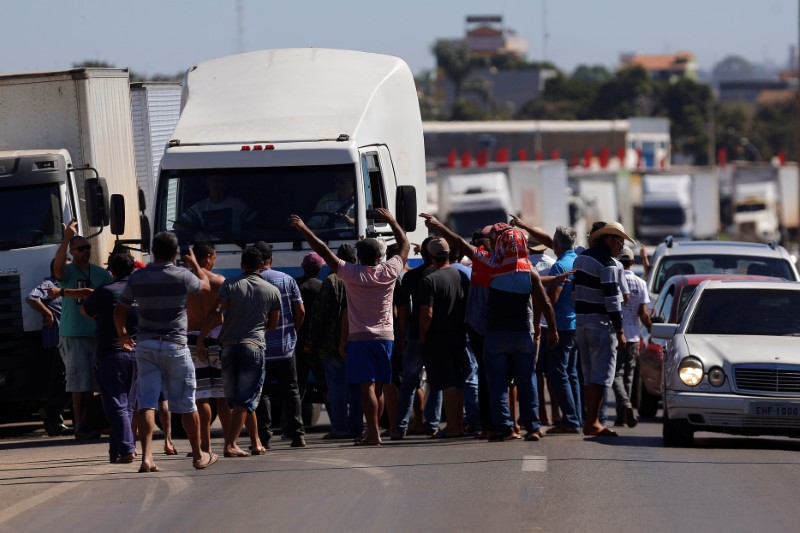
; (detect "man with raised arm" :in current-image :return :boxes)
[289,208,409,446]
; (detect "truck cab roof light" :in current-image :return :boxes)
[253,145,263,150]
[241,145,251,151]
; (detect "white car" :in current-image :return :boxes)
[645,238,799,305]
[653,279,800,447]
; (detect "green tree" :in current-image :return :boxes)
[590,66,654,119]
[750,99,796,161]
[655,77,714,164]
[432,41,475,104]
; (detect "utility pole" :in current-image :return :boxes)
[542,0,549,63]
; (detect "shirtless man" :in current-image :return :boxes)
[187,242,229,454]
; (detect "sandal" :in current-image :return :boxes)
[249,446,267,455]
[583,427,619,437]
[193,452,219,470]
[524,430,545,441]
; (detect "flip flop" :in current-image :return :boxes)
[353,439,381,446]
[249,446,267,455]
[138,464,161,473]
[164,447,178,456]
[584,427,619,437]
[224,449,250,458]
[193,452,219,470]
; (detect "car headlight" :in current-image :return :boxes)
[678,357,704,386]
[708,366,726,387]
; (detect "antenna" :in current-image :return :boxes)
[542,0,549,62]
[235,0,244,53]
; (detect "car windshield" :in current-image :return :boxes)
[653,255,795,293]
[155,165,358,245]
[0,183,62,251]
[687,288,800,335]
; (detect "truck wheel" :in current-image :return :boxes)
[662,410,694,447]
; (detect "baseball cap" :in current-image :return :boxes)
[427,237,450,259]
[619,245,635,261]
[301,252,324,270]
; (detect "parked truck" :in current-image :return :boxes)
[434,160,570,240]
[731,164,782,243]
[0,68,142,413]
[636,170,719,245]
[152,48,425,277]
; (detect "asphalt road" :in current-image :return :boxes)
[2,410,799,533]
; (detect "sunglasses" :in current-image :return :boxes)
[72,245,92,252]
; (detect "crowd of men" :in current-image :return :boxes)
[27,208,651,473]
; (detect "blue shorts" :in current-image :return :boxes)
[221,342,265,412]
[136,339,197,414]
[345,340,393,385]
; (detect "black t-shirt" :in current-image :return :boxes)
[401,262,432,341]
[486,286,533,333]
[296,277,322,352]
[82,277,139,354]
[417,266,469,344]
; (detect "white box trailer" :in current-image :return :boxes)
[508,160,570,233]
[130,82,182,209]
[155,49,426,275]
[0,68,140,409]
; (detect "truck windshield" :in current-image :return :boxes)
[735,203,768,213]
[640,207,686,226]
[0,183,62,251]
[446,209,508,239]
[155,165,358,245]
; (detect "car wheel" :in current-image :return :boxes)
[637,376,659,418]
[662,410,694,447]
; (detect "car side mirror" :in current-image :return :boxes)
[652,323,679,340]
[395,185,417,232]
[84,177,110,227]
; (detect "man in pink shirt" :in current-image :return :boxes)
[289,208,409,446]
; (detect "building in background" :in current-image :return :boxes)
[620,52,698,81]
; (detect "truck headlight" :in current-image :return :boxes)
[678,357,704,386]
[708,366,726,387]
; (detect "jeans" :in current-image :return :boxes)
[221,343,265,412]
[466,325,492,431]
[546,330,582,429]
[257,355,305,441]
[95,350,137,458]
[396,339,442,433]
[483,330,541,433]
[463,343,481,430]
[322,357,363,437]
[612,341,639,419]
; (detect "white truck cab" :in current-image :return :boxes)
[154,49,426,276]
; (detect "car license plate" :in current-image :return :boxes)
[750,402,800,417]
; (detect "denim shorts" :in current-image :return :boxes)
[221,342,265,412]
[59,336,98,392]
[136,339,197,414]
[345,340,393,385]
[577,324,618,387]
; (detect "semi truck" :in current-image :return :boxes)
[731,164,783,243]
[0,68,142,414]
[636,170,719,245]
[152,48,426,277]
[434,160,570,240]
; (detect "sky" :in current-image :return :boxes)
[2,0,798,78]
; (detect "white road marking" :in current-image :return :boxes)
[521,455,548,472]
[0,482,74,525]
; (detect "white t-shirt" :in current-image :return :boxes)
[621,269,650,341]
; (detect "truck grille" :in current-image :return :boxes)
[734,366,800,394]
[0,273,24,347]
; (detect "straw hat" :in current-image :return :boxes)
[588,221,634,246]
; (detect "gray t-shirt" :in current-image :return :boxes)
[217,272,281,349]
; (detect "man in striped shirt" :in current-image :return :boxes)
[115,231,215,472]
[573,221,633,437]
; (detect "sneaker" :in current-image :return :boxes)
[290,435,307,448]
[625,406,638,428]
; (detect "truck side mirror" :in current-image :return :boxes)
[140,214,151,254]
[84,177,110,227]
[138,188,147,212]
[109,194,126,235]
[395,185,417,232]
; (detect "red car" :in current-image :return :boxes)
[636,273,777,418]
